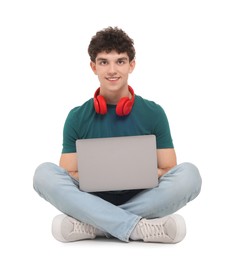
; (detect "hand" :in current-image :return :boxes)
[68,171,79,181]
[157,168,167,178]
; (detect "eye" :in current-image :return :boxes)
[99,60,108,65]
[117,59,126,65]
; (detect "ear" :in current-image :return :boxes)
[129,59,136,73]
[90,61,97,75]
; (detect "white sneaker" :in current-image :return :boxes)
[130,214,186,243]
[52,214,98,242]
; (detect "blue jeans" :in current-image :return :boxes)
[33,162,202,242]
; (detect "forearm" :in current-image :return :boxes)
[156,148,177,178]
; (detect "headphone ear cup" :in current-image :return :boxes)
[94,97,100,114]
[96,95,107,115]
[116,97,132,116]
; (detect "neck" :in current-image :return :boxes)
[100,86,131,105]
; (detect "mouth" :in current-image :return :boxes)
[106,77,120,82]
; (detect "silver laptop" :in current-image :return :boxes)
[76,135,158,192]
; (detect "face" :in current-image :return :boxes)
[90,50,135,95]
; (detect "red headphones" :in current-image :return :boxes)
[94,86,135,116]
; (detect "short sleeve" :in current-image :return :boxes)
[153,105,174,149]
[61,108,79,153]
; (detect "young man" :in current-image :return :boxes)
[33,27,202,243]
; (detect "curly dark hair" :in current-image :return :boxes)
[88,26,136,62]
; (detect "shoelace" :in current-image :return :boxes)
[140,221,167,239]
[72,220,95,235]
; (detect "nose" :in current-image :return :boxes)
[107,63,117,75]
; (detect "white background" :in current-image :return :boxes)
[0,0,235,259]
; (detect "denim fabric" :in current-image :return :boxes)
[33,162,202,242]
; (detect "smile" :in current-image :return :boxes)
[106,77,120,81]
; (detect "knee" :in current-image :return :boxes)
[33,162,59,193]
[178,162,202,198]
[180,162,202,183]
